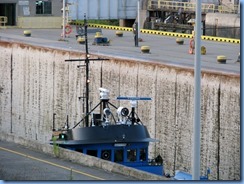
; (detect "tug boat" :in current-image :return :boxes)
[50,14,163,176]
[50,88,163,176]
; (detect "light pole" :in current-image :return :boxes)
[62,0,66,40]
[137,0,140,40]
[192,0,202,180]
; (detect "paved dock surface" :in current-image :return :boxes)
[0,27,240,74]
[0,140,136,180]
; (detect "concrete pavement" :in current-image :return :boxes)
[0,26,240,74]
[0,132,168,181]
[0,140,136,180]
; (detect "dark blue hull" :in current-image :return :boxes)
[56,141,163,176]
[51,124,163,176]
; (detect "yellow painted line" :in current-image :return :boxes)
[140,29,240,43]
[0,146,105,180]
[87,23,133,32]
[70,22,240,44]
[201,35,240,44]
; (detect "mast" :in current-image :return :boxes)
[65,14,109,127]
[84,14,90,127]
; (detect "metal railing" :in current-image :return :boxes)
[148,0,238,14]
[0,16,8,28]
[218,4,239,13]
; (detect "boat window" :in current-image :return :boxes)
[140,148,146,161]
[114,150,123,162]
[127,149,136,162]
[87,150,97,157]
[101,150,111,160]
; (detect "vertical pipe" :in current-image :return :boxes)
[238,0,240,16]
[76,0,79,20]
[62,0,65,39]
[217,85,221,180]
[86,0,89,19]
[84,14,89,127]
[202,20,205,35]
[97,0,100,19]
[192,0,201,180]
[117,0,119,19]
[52,113,56,131]
[108,0,110,19]
[137,0,140,39]
[10,52,13,133]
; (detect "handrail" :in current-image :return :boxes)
[218,4,239,13]
[148,0,238,14]
[0,16,8,28]
[149,1,215,13]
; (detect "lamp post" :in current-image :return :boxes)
[62,0,65,40]
[192,0,202,180]
[137,0,140,40]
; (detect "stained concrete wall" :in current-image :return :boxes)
[0,41,240,180]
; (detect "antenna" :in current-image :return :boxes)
[117,97,151,101]
[117,96,151,124]
[65,14,109,127]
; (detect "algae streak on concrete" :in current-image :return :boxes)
[0,41,240,180]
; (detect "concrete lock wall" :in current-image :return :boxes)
[0,41,240,180]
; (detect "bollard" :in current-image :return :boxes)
[201,46,206,55]
[24,30,31,37]
[141,46,150,54]
[115,31,123,37]
[217,55,226,64]
[95,32,102,38]
[77,36,85,44]
[176,38,184,45]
